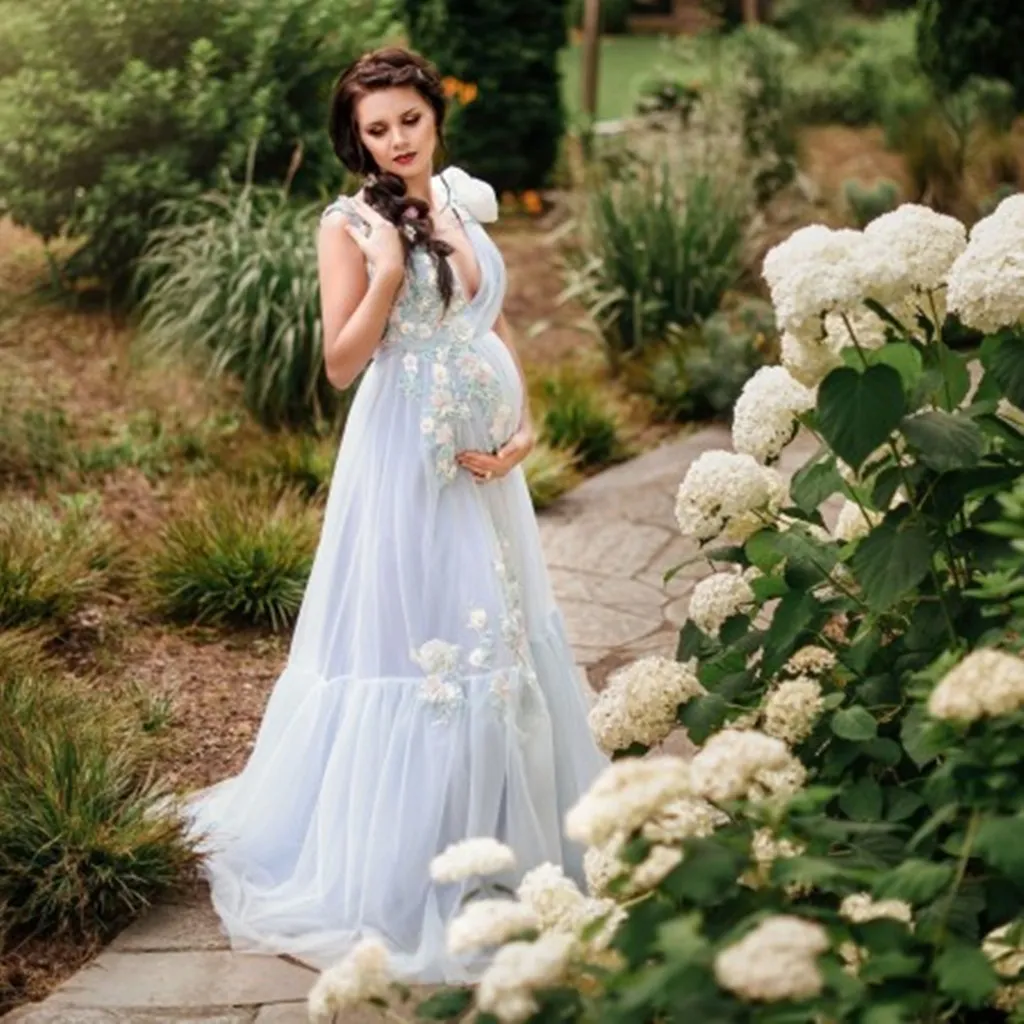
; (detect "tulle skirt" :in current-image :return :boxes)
[188,328,608,981]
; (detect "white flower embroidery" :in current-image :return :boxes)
[434,423,454,446]
[420,416,436,435]
[402,353,418,373]
[412,639,460,675]
[432,363,449,385]
[469,647,490,669]
[469,608,489,631]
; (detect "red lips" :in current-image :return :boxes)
[394,153,416,166]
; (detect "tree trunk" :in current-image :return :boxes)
[742,0,759,23]
[581,0,601,122]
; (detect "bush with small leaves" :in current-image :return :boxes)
[540,373,621,470]
[844,177,901,228]
[523,442,580,510]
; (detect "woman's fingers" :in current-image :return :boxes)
[344,225,370,252]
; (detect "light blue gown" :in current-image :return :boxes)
[188,178,608,982]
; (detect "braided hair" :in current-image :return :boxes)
[328,47,456,308]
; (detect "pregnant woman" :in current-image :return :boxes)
[189,46,607,983]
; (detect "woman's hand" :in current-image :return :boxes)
[456,424,536,483]
[344,198,405,278]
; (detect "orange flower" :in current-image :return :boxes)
[441,76,461,99]
[521,190,543,215]
[441,77,479,105]
[459,82,479,105]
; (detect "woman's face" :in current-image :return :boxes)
[356,86,437,181]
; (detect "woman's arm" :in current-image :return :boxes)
[317,205,405,391]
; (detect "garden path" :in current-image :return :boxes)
[3,423,816,1024]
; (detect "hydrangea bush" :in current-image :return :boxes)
[307,196,1024,1023]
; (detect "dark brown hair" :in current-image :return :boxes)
[329,47,455,307]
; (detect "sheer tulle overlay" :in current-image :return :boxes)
[188,178,608,981]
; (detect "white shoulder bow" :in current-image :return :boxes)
[432,165,499,223]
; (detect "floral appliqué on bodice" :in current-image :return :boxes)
[323,197,516,483]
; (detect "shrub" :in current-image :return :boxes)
[918,0,1024,108]
[523,442,580,510]
[843,177,901,227]
[325,199,1024,1024]
[135,187,348,431]
[0,387,74,485]
[146,480,318,631]
[643,304,768,421]
[0,633,196,939]
[0,0,395,290]
[404,0,567,191]
[770,0,850,52]
[250,431,338,500]
[540,372,621,469]
[567,168,744,366]
[0,495,119,629]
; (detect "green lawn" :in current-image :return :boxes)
[560,34,676,123]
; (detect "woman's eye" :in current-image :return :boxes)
[403,114,421,126]
[367,128,386,138]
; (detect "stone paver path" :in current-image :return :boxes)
[4,425,816,1024]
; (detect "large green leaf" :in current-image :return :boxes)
[839,777,883,820]
[678,693,728,744]
[870,342,924,392]
[416,989,475,1019]
[934,946,1000,1008]
[982,331,1024,408]
[817,365,906,471]
[974,816,1024,886]
[790,458,844,515]
[850,509,932,611]
[831,705,878,741]
[875,860,954,903]
[900,410,985,472]
[762,590,823,676]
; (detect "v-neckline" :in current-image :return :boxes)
[439,204,482,305]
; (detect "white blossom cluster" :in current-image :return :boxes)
[864,204,966,296]
[430,837,517,883]
[675,451,787,542]
[840,892,913,926]
[566,756,693,848]
[744,827,806,890]
[688,569,758,637]
[984,923,1024,1012]
[834,500,882,543]
[308,939,392,1022]
[714,915,829,1002]
[731,365,816,463]
[948,194,1024,334]
[783,645,837,678]
[762,675,824,746]
[690,729,806,804]
[780,327,845,389]
[642,794,730,845]
[928,649,1024,722]
[477,933,576,1024]
[588,656,704,755]
[447,899,539,956]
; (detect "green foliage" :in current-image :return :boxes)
[0,386,74,485]
[567,168,743,365]
[844,178,900,228]
[136,187,348,431]
[523,441,580,510]
[146,481,318,631]
[643,302,770,422]
[918,0,1024,107]
[249,431,338,501]
[404,0,568,191]
[0,633,197,938]
[540,372,621,469]
[0,0,394,290]
[770,0,851,52]
[0,495,120,629]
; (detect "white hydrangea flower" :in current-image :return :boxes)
[631,844,684,891]
[948,195,1024,333]
[688,568,758,637]
[641,795,729,845]
[583,840,625,898]
[566,756,692,848]
[864,204,967,295]
[675,451,787,542]
[781,328,845,389]
[834,500,881,542]
[732,366,816,463]
[447,899,539,956]
[430,838,517,883]
[762,675,824,746]
[840,892,913,925]
[516,864,586,933]
[714,915,829,1002]
[690,729,806,804]
[984,923,1024,1012]
[928,649,1024,722]
[823,303,892,353]
[307,939,392,1022]
[588,656,704,754]
[744,827,806,890]
[476,933,576,1024]
[783,645,837,677]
